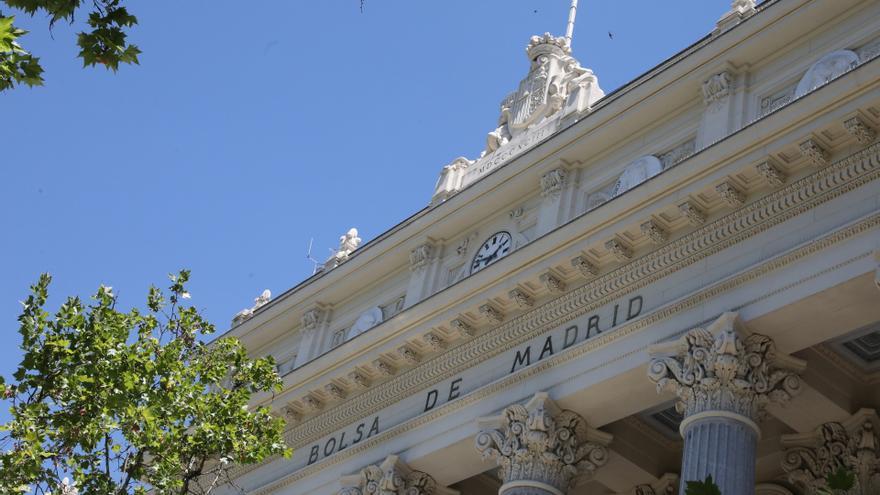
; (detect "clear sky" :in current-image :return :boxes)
[1,0,735,376]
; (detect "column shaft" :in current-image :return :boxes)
[680,417,757,495]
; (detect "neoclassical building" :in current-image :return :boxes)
[224,0,880,494]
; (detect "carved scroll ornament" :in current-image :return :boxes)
[648,312,804,421]
[781,409,880,495]
[475,392,611,494]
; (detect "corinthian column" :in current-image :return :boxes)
[648,313,805,495]
[781,408,880,495]
[338,454,458,495]
[475,392,612,495]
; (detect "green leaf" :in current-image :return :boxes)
[685,476,722,495]
[826,466,855,492]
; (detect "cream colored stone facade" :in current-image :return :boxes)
[223,1,880,493]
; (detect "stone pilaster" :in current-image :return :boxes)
[648,313,805,495]
[781,408,880,495]
[294,304,331,368]
[404,240,441,309]
[475,392,612,495]
[536,167,577,236]
[338,454,458,495]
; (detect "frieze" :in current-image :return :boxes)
[251,215,880,494]
[243,143,880,488]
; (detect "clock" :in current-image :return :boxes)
[470,231,512,273]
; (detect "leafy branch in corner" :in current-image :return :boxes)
[1,0,141,90]
[0,270,291,495]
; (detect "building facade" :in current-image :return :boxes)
[224,1,880,494]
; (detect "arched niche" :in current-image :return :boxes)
[613,155,663,197]
[795,49,859,98]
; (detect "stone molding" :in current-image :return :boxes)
[715,181,745,208]
[338,454,458,495]
[273,142,880,462]
[605,238,633,262]
[781,409,880,495]
[648,312,805,422]
[678,201,707,226]
[571,255,599,278]
[508,288,535,309]
[540,272,566,294]
[799,138,829,167]
[251,217,879,494]
[475,393,611,494]
[641,220,669,245]
[479,303,504,324]
[756,160,787,187]
[844,116,877,146]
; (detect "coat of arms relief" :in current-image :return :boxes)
[432,33,604,205]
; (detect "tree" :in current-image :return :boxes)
[0,270,290,495]
[0,0,141,91]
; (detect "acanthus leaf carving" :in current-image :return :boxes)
[641,220,669,245]
[678,200,707,226]
[756,160,787,187]
[338,455,456,495]
[647,312,804,422]
[781,409,880,495]
[799,138,830,167]
[716,181,746,208]
[475,392,612,494]
[571,255,599,278]
[479,303,504,325]
[409,242,435,271]
[508,288,534,309]
[844,117,877,146]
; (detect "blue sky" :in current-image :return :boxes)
[1,0,733,375]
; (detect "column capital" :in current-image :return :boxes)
[781,408,880,495]
[338,454,458,495]
[648,312,805,425]
[475,392,612,495]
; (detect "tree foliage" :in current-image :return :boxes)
[0,271,290,495]
[0,0,140,90]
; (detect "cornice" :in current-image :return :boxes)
[223,0,860,347]
[249,214,880,495]
[255,142,880,466]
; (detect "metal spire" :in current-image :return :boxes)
[564,0,579,48]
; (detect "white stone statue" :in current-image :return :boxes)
[324,228,362,269]
[613,155,664,197]
[232,289,272,324]
[795,49,859,98]
[347,306,383,340]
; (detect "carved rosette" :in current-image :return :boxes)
[648,313,805,423]
[781,409,880,495]
[338,454,456,495]
[475,393,612,495]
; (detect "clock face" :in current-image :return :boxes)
[471,231,512,274]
